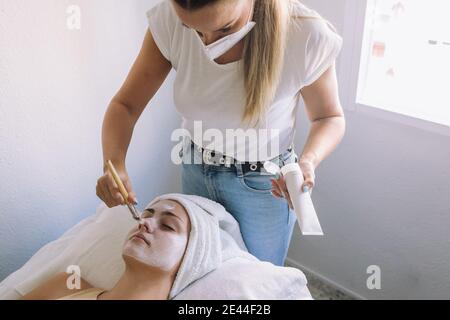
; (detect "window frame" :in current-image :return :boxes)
[338,0,450,137]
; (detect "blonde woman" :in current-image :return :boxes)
[97,0,345,266]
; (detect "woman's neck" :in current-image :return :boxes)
[98,265,174,300]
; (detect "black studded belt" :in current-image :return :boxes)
[190,140,292,173]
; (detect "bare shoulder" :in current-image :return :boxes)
[20,272,93,300]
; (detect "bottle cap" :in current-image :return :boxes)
[280,163,301,176]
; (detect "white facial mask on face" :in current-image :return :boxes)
[195,0,255,61]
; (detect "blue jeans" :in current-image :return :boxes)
[180,139,298,266]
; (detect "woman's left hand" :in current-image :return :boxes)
[270,158,316,210]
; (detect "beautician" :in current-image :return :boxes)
[96,0,346,266]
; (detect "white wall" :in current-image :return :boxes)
[0,0,181,281]
[288,0,450,299]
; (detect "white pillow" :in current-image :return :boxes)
[0,203,312,300]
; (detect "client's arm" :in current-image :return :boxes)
[20,272,93,300]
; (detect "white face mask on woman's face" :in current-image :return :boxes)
[122,201,190,272]
[195,0,256,61]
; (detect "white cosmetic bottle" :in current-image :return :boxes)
[280,163,324,236]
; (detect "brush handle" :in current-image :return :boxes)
[106,160,130,204]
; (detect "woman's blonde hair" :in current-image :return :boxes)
[241,0,291,128]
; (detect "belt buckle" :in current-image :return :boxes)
[193,140,235,168]
[204,149,225,166]
[203,149,214,165]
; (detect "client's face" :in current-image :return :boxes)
[122,199,191,273]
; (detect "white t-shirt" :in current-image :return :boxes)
[146,0,343,162]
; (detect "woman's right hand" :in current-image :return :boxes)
[96,164,137,208]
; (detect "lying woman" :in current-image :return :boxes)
[21,194,222,300]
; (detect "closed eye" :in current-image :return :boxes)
[143,208,184,232]
[163,224,175,232]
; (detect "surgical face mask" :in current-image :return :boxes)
[195,1,256,61]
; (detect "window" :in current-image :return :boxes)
[356,0,450,127]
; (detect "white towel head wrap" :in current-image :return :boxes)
[146,193,223,299]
